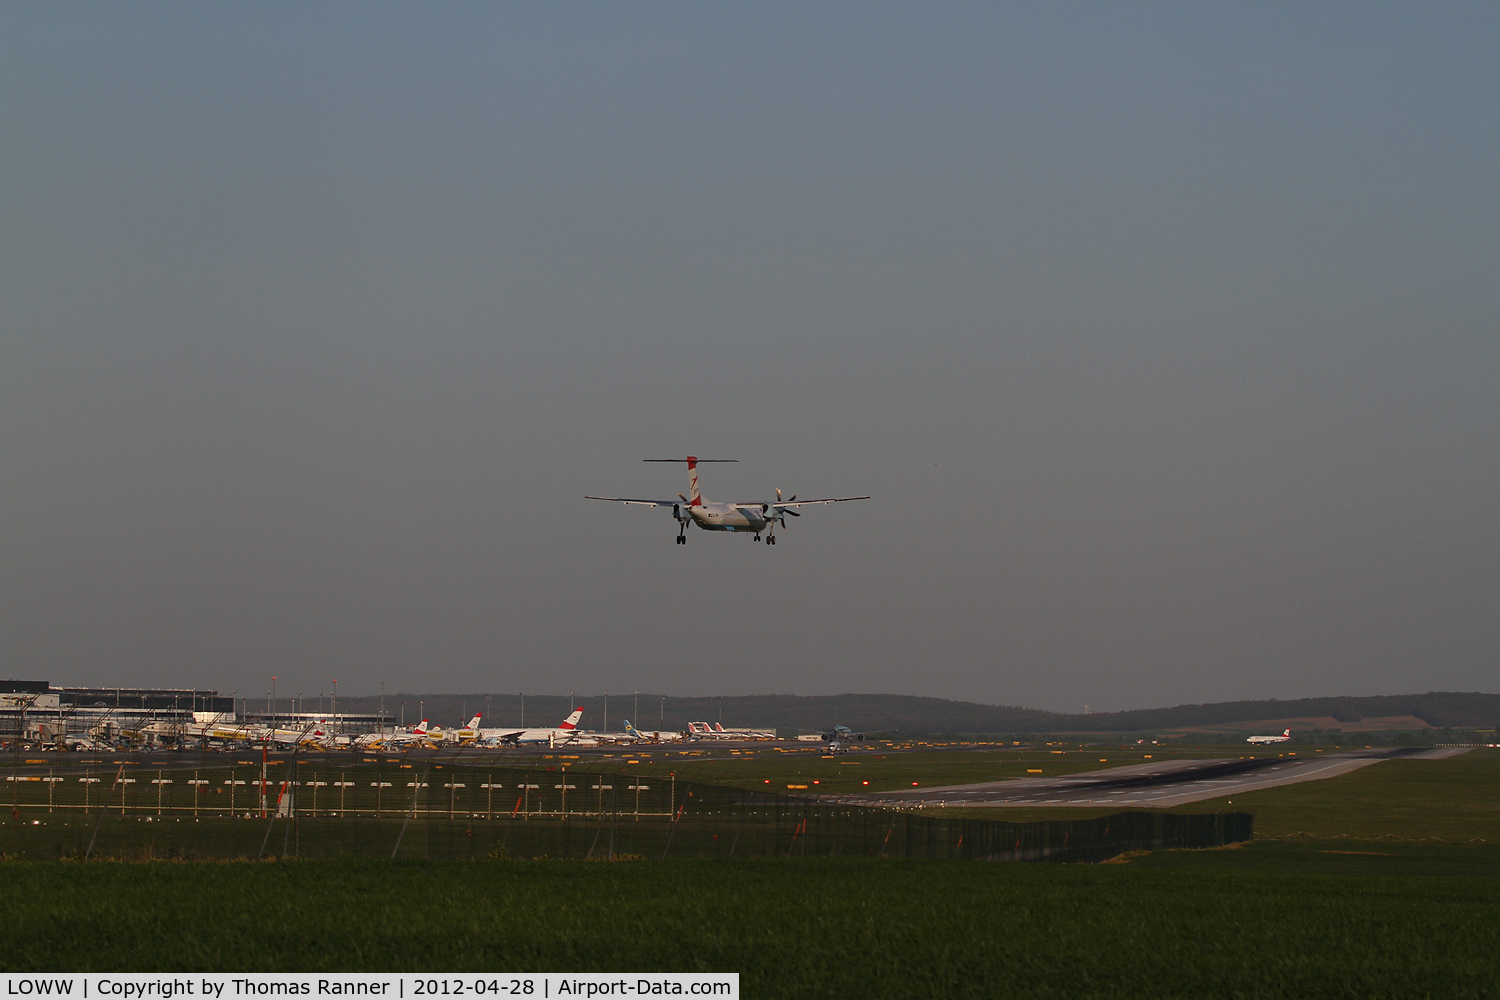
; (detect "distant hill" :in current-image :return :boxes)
[315,690,1499,735]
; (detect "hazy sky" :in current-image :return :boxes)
[3,3,1496,712]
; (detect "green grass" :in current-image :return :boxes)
[1165,748,1500,843]
[620,743,1238,793]
[0,844,1496,998]
[926,749,1500,842]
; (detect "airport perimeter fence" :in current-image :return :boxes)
[0,755,1252,862]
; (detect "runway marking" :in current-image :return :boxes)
[846,748,1471,809]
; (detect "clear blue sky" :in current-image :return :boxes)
[3,3,1496,711]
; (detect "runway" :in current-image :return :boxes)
[840,747,1470,809]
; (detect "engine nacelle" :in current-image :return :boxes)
[672,503,690,521]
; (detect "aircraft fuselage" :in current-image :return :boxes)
[684,501,770,532]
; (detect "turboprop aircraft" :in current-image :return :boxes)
[586,457,869,544]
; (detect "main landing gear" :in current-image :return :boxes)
[676,523,688,545]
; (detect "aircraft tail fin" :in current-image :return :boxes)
[643,457,736,507]
[1283,728,1291,737]
[560,708,583,731]
[466,714,482,730]
[413,719,429,734]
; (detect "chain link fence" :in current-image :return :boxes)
[1,755,1252,861]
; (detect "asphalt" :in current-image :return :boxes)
[838,746,1471,809]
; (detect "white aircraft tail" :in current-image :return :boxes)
[412,719,429,734]
[559,708,583,731]
[465,714,482,730]
[1282,728,1291,737]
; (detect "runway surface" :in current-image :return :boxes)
[839,747,1470,808]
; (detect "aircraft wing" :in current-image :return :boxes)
[771,496,871,509]
[584,496,681,507]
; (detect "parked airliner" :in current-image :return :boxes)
[478,709,591,746]
[586,457,869,544]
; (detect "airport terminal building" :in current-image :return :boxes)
[0,680,390,745]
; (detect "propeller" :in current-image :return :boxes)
[768,489,801,529]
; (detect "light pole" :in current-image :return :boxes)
[604,693,608,733]
[271,676,277,727]
[331,679,338,732]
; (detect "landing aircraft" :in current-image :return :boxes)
[586,457,869,544]
[1246,728,1292,745]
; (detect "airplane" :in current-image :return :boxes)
[709,721,775,739]
[1246,728,1292,745]
[365,719,435,748]
[478,708,593,747]
[440,714,485,743]
[621,720,683,743]
[586,457,870,544]
[686,722,732,740]
[812,725,894,743]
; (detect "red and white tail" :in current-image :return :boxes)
[413,719,429,734]
[644,456,735,507]
[715,723,727,733]
[687,456,702,506]
[465,714,482,730]
[1282,728,1291,737]
[559,708,583,731]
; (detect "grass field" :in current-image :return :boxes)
[1171,748,1500,842]
[642,745,1500,844]
[0,843,1496,998]
[619,743,1237,793]
[3,745,1493,996]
